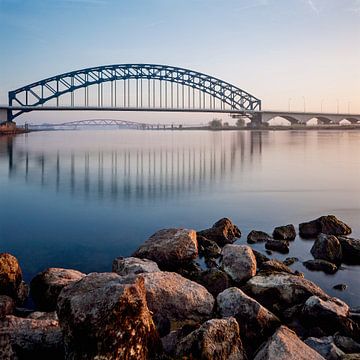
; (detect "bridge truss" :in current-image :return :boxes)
[8,64,261,120]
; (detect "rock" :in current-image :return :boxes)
[302,296,359,339]
[112,256,160,276]
[247,230,272,244]
[0,315,64,359]
[338,237,360,264]
[133,228,198,270]
[197,235,222,258]
[334,284,348,291]
[217,287,280,351]
[304,336,344,360]
[175,317,246,360]
[27,311,58,321]
[244,272,329,313]
[334,334,360,353]
[341,355,360,360]
[266,249,273,255]
[0,253,26,304]
[254,325,325,360]
[30,268,85,311]
[197,218,241,246]
[303,259,338,274]
[57,272,161,360]
[260,259,296,275]
[311,234,343,264]
[284,257,299,266]
[265,239,290,254]
[221,244,257,283]
[0,295,14,319]
[299,215,352,239]
[196,268,231,297]
[273,224,296,241]
[252,250,270,267]
[141,271,215,336]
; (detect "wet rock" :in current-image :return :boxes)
[27,311,58,321]
[283,257,299,266]
[299,215,352,239]
[252,250,270,267]
[0,295,14,319]
[302,296,359,339]
[196,268,231,297]
[334,334,360,353]
[260,259,296,275]
[265,239,290,254]
[141,271,214,336]
[57,272,161,360]
[254,325,325,360]
[221,244,256,283]
[197,235,222,258]
[30,268,85,311]
[0,315,64,360]
[303,259,338,274]
[133,228,198,270]
[247,230,272,244]
[217,287,280,351]
[311,234,343,264]
[0,253,27,304]
[338,237,360,264]
[243,272,329,313]
[175,317,246,360]
[112,256,160,276]
[341,355,360,360]
[273,224,296,241]
[304,336,344,360]
[334,284,348,291]
[265,249,273,255]
[197,217,241,246]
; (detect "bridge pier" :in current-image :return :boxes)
[0,109,10,124]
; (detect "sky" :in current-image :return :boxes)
[0,0,359,124]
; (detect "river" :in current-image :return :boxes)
[0,129,359,306]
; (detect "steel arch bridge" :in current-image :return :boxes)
[8,63,261,121]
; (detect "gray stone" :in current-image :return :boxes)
[112,256,160,276]
[175,317,246,360]
[221,244,257,283]
[273,224,296,240]
[133,228,198,270]
[0,295,14,319]
[303,259,338,274]
[260,259,296,275]
[247,230,272,244]
[311,234,342,264]
[338,237,360,264]
[197,235,222,258]
[334,334,360,353]
[254,326,325,360]
[265,239,290,254]
[305,336,344,360]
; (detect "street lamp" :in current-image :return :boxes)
[288,98,292,111]
[302,96,306,112]
[321,99,324,112]
[336,99,339,114]
[348,101,351,114]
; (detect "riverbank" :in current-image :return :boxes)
[1,215,360,359]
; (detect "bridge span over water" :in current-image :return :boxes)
[1,63,359,125]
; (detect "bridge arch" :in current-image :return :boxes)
[8,64,261,120]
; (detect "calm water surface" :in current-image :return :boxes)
[0,129,359,306]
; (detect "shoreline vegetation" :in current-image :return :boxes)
[1,215,360,359]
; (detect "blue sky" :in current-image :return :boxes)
[0,0,359,123]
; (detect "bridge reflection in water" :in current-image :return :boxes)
[1,131,264,201]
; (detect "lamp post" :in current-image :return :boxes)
[348,101,351,114]
[321,99,324,112]
[302,96,306,112]
[288,98,292,111]
[336,99,339,114]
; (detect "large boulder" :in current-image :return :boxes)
[303,259,338,274]
[265,239,290,254]
[197,235,222,258]
[304,336,344,360]
[57,272,161,360]
[30,268,85,311]
[311,234,343,264]
[174,317,246,360]
[252,250,270,267]
[338,237,360,264]
[247,230,272,244]
[0,253,28,304]
[217,287,280,352]
[0,315,64,360]
[140,271,214,336]
[302,296,359,339]
[254,326,325,360]
[112,256,160,276]
[197,218,241,246]
[334,334,360,353]
[243,272,329,313]
[299,215,352,239]
[195,268,231,297]
[260,259,297,275]
[221,244,256,283]
[273,224,296,241]
[0,295,14,319]
[133,228,198,270]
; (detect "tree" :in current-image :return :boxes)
[209,118,222,129]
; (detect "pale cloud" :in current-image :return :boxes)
[348,0,360,13]
[305,0,319,13]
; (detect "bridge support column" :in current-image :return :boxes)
[0,109,10,124]
[249,113,262,127]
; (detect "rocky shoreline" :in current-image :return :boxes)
[1,215,360,359]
